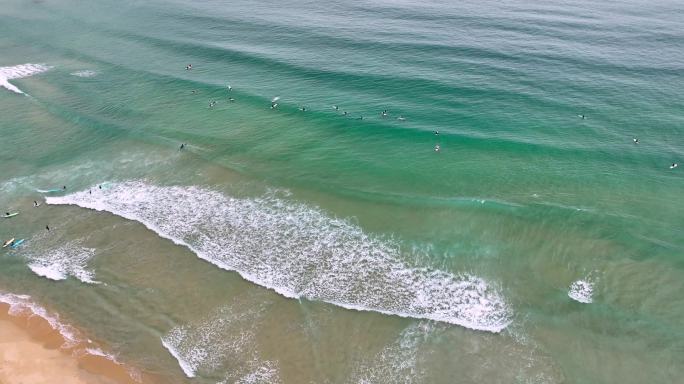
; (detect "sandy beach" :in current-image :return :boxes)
[0,301,151,384]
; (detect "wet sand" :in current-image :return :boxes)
[0,302,155,384]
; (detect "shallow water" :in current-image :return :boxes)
[1,0,683,382]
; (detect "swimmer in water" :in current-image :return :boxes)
[671,163,679,169]
[180,143,185,150]
[343,111,348,116]
[434,130,439,135]
[186,64,192,70]
[578,114,586,119]
[45,225,50,231]
[271,103,278,109]
[434,144,440,152]
[228,97,235,102]
[227,85,232,91]
[299,106,306,112]
[381,110,388,117]
[633,138,639,144]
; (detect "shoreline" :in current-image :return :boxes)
[0,294,158,384]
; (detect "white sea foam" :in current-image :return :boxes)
[26,241,100,284]
[568,280,593,303]
[0,63,51,94]
[351,322,432,384]
[0,292,80,347]
[47,181,512,332]
[161,302,277,380]
[70,70,97,78]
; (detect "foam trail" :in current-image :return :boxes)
[160,302,278,380]
[0,292,80,347]
[568,280,593,303]
[351,322,433,384]
[48,181,512,332]
[26,241,100,284]
[0,63,51,94]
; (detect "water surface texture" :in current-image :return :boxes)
[1,0,683,383]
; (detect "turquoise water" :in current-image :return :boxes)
[1,0,683,382]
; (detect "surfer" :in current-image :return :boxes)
[227,85,232,91]
[434,130,439,135]
[63,186,66,190]
[33,200,38,207]
[381,110,388,117]
[633,138,639,144]
[434,144,441,152]
[333,105,339,111]
[45,225,50,231]
[99,185,102,189]
[191,90,197,94]
[397,115,406,121]
[4,213,9,217]
[186,64,192,70]
[578,114,586,119]
[300,106,306,112]
[228,97,235,102]
[671,163,678,169]
[180,143,185,150]
[343,111,348,116]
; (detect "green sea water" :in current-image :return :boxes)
[1,0,683,382]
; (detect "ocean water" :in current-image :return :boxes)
[1,0,683,382]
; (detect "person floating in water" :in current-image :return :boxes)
[299,106,306,112]
[633,138,639,144]
[343,111,348,116]
[186,64,192,70]
[434,130,440,135]
[671,163,679,169]
[381,110,388,117]
[180,143,185,150]
[191,90,197,94]
[434,144,441,152]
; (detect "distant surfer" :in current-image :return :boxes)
[333,105,339,111]
[397,115,406,121]
[381,110,388,117]
[343,111,348,116]
[33,200,39,207]
[633,138,639,144]
[63,186,66,190]
[45,225,50,231]
[299,106,306,112]
[89,190,92,194]
[578,114,586,119]
[271,103,278,109]
[191,90,197,94]
[671,163,678,169]
[434,144,441,152]
[98,185,102,189]
[180,143,185,150]
[434,130,439,135]
[227,84,232,91]
[186,64,192,70]
[228,97,235,102]
[209,101,216,108]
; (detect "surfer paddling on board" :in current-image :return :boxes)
[671,163,678,169]
[180,143,185,150]
[633,138,639,144]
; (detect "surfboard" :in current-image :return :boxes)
[3,212,18,218]
[10,239,25,249]
[2,238,15,248]
[37,188,63,193]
